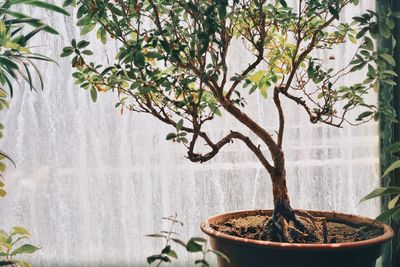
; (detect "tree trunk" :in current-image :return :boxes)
[270,150,292,216]
[271,168,295,221]
[262,155,323,243]
[272,173,291,210]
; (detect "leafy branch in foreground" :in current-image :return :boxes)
[0,1,67,266]
[359,6,399,253]
[361,142,400,251]
[0,0,69,196]
[146,214,229,267]
[63,0,397,243]
[0,226,41,267]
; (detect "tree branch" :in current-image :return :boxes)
[274,87,285,148]
[220,99,281,163]
[187,130,274,174]
[225,3,267,99]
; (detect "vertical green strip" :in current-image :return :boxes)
[378,0,399,266]
[392,0,400,265]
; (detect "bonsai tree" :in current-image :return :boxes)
[62,0,397,243]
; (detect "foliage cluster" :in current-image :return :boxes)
[61,0,395,176]
[0,0,68,196]
[146,215,229,267]
[0,227,40,267]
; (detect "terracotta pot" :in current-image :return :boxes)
[201,210,393,267]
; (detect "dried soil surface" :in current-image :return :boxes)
[212,214,383,243]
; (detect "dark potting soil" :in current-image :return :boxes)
[212,214,384,243]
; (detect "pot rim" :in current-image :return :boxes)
[200,209,394,251]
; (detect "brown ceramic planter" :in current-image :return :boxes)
[201,210,394,267]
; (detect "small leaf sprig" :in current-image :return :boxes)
[0,226,40,267]
[146,214,229,267]
[165,119,188,144]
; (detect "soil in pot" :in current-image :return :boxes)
[202,210,393,267]
[212,212,383,243]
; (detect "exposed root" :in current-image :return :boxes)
[295,210,329,243]
[260,204,328,243]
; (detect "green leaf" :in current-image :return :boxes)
[376,205,400,223]
[380,54,396,67]
[146,254,170,264]
[167,249,178,259]
[160,40,170,54]
[382,160,400,178]
[260,85,268,99]
[279,0,287,8]
[96,28,107,44]
[161,245,171,254]
[4,10,58,34]
[393,11,400,19]
[0,189,6,197]
[0,57,18,70]
[90,87,97,103]
[382,79,397,86]
[60,50,73,57]
[364,37,374,51]
[12,226,30,236]
[176,119,184,132]
[382,70,398,77]
[360,187,400,203]
[388,195,400,209]
[145,52,162,59]
[356,111,373,121]
[16,1,70,16]
[63,0,74,7]
[146,234,167,239]
[177,137,188,144]
[248,70,266,84]
[80,23,96,35]
[11,244,40,255]
[166,133,177,140]
[81,50,93,55]
[348,34,357,44]
[186,239,202,252]
[77,40,90,49]
[380,25,390,39]
[0,162,6,172]
[385,142,400,154]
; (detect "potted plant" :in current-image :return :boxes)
[62,0,395,266]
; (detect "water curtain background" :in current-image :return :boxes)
[0,1,381,266]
